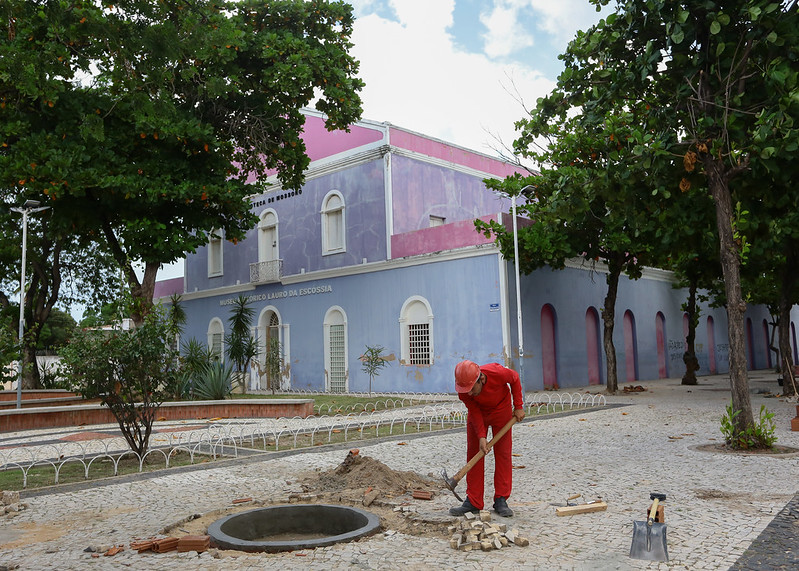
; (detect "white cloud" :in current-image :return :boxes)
[480,2,534,59]
[529,0,608,44]
[350,1,554,157]
[480,0,611,58]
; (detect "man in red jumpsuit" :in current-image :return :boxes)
[449,360,525,517]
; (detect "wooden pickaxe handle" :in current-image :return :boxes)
[451,416,517,484]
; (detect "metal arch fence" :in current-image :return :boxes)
[524,392,607,414]
[0,390,605,488]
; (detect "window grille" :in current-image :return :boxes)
[329,324,346,392]
[210,332,223,360]
[408,323,430,365]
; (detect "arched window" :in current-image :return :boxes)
[207,318,224,361]
[762,319,772,368]
[541,304,558,390]
[400,296,433,366]
[321,190,346,254]
[258,209,279,263]
[324,307,348,393]
[656,312,668,379]
[707,316,717,374]
[256,307,288,391]
[623,310,639,382]
[585,307,602,385]
[746,317,755,369]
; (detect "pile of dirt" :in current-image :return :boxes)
[300,450,439,498]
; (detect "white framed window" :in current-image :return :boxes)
[207,318,224,361]
[399,296,434,366]
[324,306,348,393]
[208,229,223,277]
[258,209,279,263]
[321,190,345,254]
[429,215,446,227]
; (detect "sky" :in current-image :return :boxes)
[137,0,612,314]
[346,0,611,156]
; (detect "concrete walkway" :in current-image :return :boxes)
[0,372,797,570]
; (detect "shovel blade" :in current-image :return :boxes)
[630,521,669,562]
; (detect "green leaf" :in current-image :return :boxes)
[716,42,725,57]
[710,21,721,35]
[671,28,684,44]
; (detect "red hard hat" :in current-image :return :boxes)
[454,360,481,393]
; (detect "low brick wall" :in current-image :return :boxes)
[0,389,80,402]
[0,399,314,432]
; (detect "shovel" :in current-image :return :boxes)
[630,493,668,562]
[441,416,517,501]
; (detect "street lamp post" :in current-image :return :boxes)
[10,200,50,409]
[512,185,534,386]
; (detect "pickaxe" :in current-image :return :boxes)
[441,416,518,501]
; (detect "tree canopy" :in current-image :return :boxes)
[1,0,364,387]
[484,0,799,437]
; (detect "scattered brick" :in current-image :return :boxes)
[177,535,210,553]
[151,537,179,553]
[104,545,124,556]
[449,513,529,551]
[412,490,433,500]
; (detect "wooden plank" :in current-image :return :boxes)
[555,501,608,516]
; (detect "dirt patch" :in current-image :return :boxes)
[161,451,453,546]
[694,443,799,456]
[299,449,440,497]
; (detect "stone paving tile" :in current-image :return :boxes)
[0,373,797,570]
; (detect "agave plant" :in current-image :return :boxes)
[192,362,233,401]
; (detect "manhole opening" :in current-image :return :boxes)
[208,504,381,552]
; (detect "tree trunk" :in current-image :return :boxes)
[128,262,159,327]
[602,254,623,394]
[705,156,753,433]
[20,239,61,390]
[681,282,700,385]
[778,247,797,397]
[99,216,157,327]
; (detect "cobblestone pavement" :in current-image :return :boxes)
[0,373,797,570]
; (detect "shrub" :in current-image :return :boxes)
[720,402,777,449]
[59,306,178,456]
[192,362,233,400]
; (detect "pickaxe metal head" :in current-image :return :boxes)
[650,492,666,502]
[440,468,463,502]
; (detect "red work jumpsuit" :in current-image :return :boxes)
[458,363,524,510]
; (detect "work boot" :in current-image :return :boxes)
[493,497,514,517]
[449,498,480,516]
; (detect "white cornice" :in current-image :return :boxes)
[249,144,522,197]
[564,257,677,283]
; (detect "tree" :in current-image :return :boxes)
[360,344,388,397]
[1,0,364,325]
[0,204,119,389]
[531,0,799,441]
[59,304,179,456]
[36,307,76,351]
[479,88,669,394]
[225,295,257,394]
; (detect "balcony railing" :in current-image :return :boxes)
[249,260,283,284]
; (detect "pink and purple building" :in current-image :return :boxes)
[161,109,798,393]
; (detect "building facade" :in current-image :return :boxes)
[160,110,799,394]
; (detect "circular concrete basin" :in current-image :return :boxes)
[207,504,381,552]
